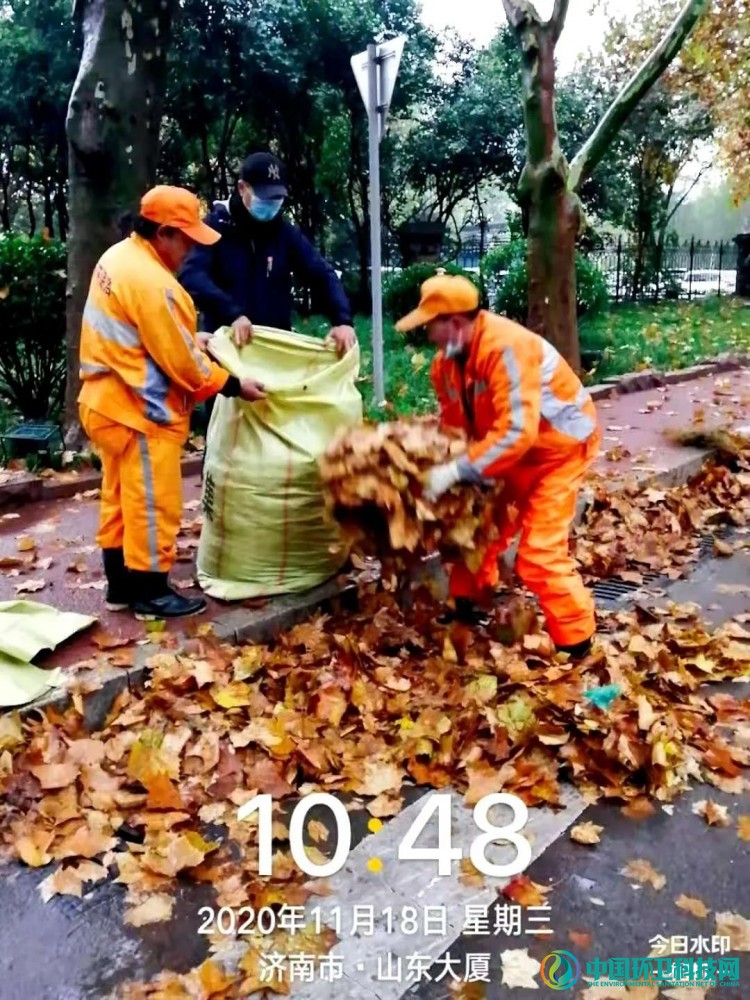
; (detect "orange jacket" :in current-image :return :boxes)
[431,311,598,481]
[78,234,229,441]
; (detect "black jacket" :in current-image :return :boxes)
[179,192,352,333]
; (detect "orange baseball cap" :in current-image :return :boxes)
[395,274,480,332]
[140,186,220,245]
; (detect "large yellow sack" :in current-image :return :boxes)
[197,326,363,600]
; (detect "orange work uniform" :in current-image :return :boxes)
[431,311,600,647]
[78,234,229,573]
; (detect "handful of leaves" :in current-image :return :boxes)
[319,417,507,572]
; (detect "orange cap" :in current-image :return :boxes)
[140,186,220,245]
[395,274,480,332]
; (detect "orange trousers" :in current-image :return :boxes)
[80,406,183,573]
[450,437,598,647]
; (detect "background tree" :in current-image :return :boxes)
[63,0,178,442]
[500,0,709,371]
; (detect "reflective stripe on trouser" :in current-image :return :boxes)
[449,440,597,646]
[80,407,182,573]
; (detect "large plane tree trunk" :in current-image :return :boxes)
[63,0,177,445]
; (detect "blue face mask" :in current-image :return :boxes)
[248,195,284,222]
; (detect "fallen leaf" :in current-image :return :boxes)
[459,858,485,888]
[17,536,36,552]
[737,815,750,841]
[125,894,175,927]
[621,798,656,821]
[92,631,133,651]
[675,894,710,919]
[570,822,603,845]
[692,799,731,827]
[715,911,750,951]
[30,762,79,790]
[15,578,47,594]
[39,861,108,902]
[568,929,593,950]
[500,949,540,989]
[620,859,666,891]
[502,874,550,907]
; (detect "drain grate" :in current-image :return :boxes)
[591,529,734,609]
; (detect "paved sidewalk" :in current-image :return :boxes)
[1,368,748,682]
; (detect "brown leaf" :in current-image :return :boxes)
[17,536,36,552]
[715,911,750,951]
[145,773,184,811]
[621,797,656,821]
[737,815,750,841]
[501,875,550,908]
[621,858,666,891]
[570,822,603,845]
[675,894,710,919]
[30,762,80,790]
[692,799,731,827]
[568,929,593,950]
[39,861,108,902]
[459,858,486,888]
[15,578,47,594]
[124,894,175,927]
[92,631,133,651]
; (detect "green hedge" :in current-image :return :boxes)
[480,238,609,323]
[0,233,67,420]
[383,262,482,324]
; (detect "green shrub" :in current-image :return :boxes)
[480,238,609,323]
[383,262,482,324]
[0,233,67,420]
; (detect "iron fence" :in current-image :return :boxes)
[367,235,740,304]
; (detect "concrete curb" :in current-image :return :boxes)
[16,575,357,729]
[0,454,203,512]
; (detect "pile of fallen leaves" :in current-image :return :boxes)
[578,461,750,583]
[1,586,749,996]
[320,417,507,575]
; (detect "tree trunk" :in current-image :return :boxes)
[43,181,55,237]
[512,15,582,369]
[63,0,177,445]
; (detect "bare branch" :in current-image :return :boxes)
[568,0,710,192]
[550,0,570,42]
[501,0,541,31]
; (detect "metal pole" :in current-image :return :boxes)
[367,42,385,406]
[717,240,724,297]
[688,237,695,302]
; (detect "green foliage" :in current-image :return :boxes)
[383,263,482,324]
[481,239,608,323]
[0,233,67,419]
[580,297,750,382]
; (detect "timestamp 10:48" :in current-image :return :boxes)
[237,792,532,879]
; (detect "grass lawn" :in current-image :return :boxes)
[299,296,750,418]
[580,296,750,383]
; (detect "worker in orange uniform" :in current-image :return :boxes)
[396,274,600,659]
[78,186,266,620]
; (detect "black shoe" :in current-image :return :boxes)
[557,637,593,660]
[439,598,492,628]
[132,591,207,621]
[129,570,207,621]
[102,548,131,612]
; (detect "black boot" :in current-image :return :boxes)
[102,548,131,612]
[438,598,492,628]
[129,571,207,621]
[557,637,593,660]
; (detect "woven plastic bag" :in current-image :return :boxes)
[197,326,362,599]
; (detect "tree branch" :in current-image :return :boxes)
[550,0,570,42]
[501,0,541,31]
[568,0,709,192]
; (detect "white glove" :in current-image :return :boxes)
[424,460,462,502]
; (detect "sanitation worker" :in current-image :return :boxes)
[78,185,266,621]
[395,274,600,659]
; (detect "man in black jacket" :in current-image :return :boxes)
[180,151,357,359]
